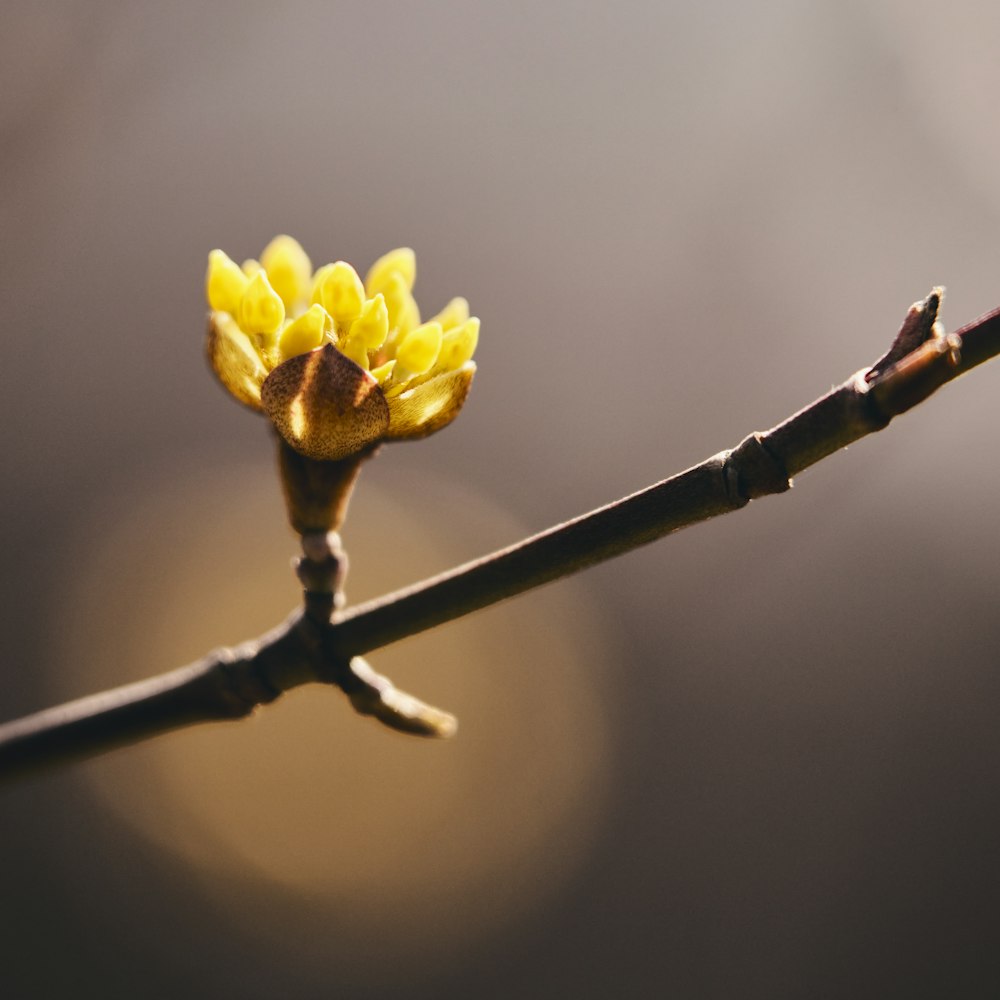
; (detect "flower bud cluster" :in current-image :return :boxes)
[206,237,478,460]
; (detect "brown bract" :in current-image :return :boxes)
[261,344,390,461]
[206,306,477,461]
[383,364,476,441]
[206,312,268,411]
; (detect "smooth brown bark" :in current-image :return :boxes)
[2,292,998,781]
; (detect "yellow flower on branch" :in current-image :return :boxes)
[206,237,479,460]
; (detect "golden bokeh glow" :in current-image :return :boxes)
[51,456,615,985]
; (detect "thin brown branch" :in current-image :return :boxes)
[0,617,299,780]
[327,297,1000,655]
[2,293,999,781]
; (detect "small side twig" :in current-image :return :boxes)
[2,292,998,781]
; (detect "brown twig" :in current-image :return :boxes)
[2,292,999,782]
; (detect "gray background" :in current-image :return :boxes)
[2,1,1000,997]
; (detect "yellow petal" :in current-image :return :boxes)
[349,293,389,351]
[260,343,390,460]
[395,321,442,376]
[380,271,420,334]
[371,359,396,384]
[399,292,421,336]
[239,270,286,335]
[241,258,262,277]
[309,263,335,306]
[339,331,370,369]
[261,235,313,308]
[365,247,416,297]
[316,261,366,324]
[278,303,331,361]
[437,317,480,370]
[205,312,268,411]
[206,249,249,314]
[428,296,470,331]
[385,362,475,440]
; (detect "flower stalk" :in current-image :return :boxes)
[207,237,479,733]
[276,436,372,538]
[280,443,458,738]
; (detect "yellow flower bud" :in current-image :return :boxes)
[278,303,331,361]
[239,270,286,335]
[429,296,470,331]
[348,293,389,352]
[317,261,366,324]
[436,317,480,370]
[396,321,443,375]
[399,292,421,337]
[381,271,422,337]
[365,247,416,297]
[205,238,480,456]
[206,249,250,315]
[309,263,334,306]
[338,332,371,370]
[261,235,313,309]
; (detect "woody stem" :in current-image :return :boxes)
[1,294,999,780]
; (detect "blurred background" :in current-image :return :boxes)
[2,1,999,996]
